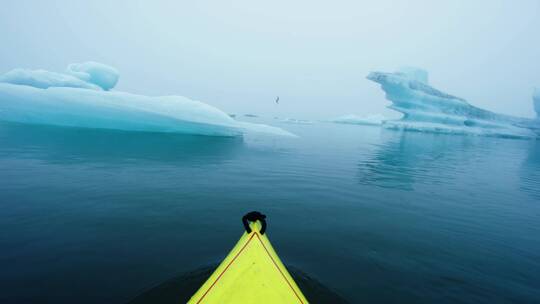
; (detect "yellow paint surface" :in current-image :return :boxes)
[187,221,308,304]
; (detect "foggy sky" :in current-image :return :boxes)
[1,0,539,119]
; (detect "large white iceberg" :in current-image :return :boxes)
[367,68,539,139]
[529,88,540,135]
[0,62,294,137]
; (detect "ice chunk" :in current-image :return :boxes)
[0,68,101,90]
[396,67,429,84]
[528,88,540,135]
[66,62,119,91]
[0,62,119,91]
[331,114,386,126]
[281,118,314,124]
[367,68,538,139]
[0,63,294,137]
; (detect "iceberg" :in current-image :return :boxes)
[528,88,540,135]
[0,61,119,91]
[331,114,386,126]
[0,62,294,137]
[367,68,539,139]
[0,69,102,90]
[65,61,119,91]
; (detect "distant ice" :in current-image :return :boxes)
[331,114,386,126]
[281,118,314,124]
[0,62,294,137]
[528,88,540,135]
[368,68,539,139]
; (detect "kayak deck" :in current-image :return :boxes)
[187,213,308,304]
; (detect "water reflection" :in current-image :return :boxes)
[0,122,244,165]
[357,130,486,190]
[520,140,540,199]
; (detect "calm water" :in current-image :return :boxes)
[1,120,539,304]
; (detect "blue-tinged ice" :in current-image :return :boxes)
[331,114,386,126]
[0,68,102,90]
[528,88,540,135]
[367,68,539,139]
[281,118,314,124]
[0,62,294,137]
[396,67,429,84]
[65,61,119,91]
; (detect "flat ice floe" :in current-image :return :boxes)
[281,118,314,124]
[331,114,386,126]
[368,68,540,139]
[0,62,294,137]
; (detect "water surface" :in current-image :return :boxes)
[1,120,539,303]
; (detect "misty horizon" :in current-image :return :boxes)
[1,0,539,120]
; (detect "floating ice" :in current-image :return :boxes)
[528,88,540,135]
[0,63,294,137]
[396,67,429,84]
[66,61,119,91]
[281,118,314,124]
[368,68,539,139]
[0,68,102,90]
[331,114,386,126]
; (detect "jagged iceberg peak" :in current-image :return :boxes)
[396,67,429,84]
[367,68,538,139]
[0,68,101,90]
[0,62,294,137]
[0,62,119,91]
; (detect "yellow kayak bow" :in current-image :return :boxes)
[187,212,309,304]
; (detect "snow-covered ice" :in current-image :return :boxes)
[0,62,294,137]
[368,68,539,139]
[396,67,429,84]
[331,114,386,126]
[0,62,119,91]
[66,61,119,91]
[0,69,102,90]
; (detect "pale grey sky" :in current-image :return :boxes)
[1,0,539,119]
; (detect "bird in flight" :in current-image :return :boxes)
[275,96,280,104]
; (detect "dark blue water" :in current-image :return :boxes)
[1,120,539,303]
